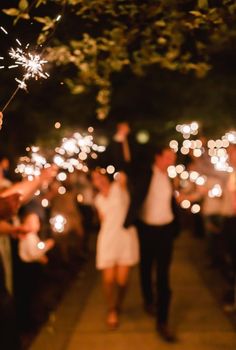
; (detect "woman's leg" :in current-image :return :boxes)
[102,267,119,328]
[116,265,130,312]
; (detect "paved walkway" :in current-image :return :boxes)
[31,232,236,350]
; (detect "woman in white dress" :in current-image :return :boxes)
[91,169,139,329]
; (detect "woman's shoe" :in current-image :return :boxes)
[106,310,119,330]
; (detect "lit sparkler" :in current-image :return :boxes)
[16,128,106,180]
[53,131,106,173]
[222,131,236,144]
[37,241,46,250]
[15,146,48,179]
[50,214,67,233]
[208,137,232,172]
[208,184,222,198]
[176,122,199,139]
[1,27,49,117]
[9,46,49,81]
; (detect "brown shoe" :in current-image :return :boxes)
[157,323,177,343]
[144,303,155,317]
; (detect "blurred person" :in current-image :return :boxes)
[0,152,14,295]
[221,144,236,310]
[0,165,57,205]
[0,151,11,181]
[127,146,177,342]
[14,199,55,335]
[177,174,225,267]
[18,199,55,264]
[91,168,139,329]
[183,151,206,238]
[76,170,98,256]
[48,178,84,266]
[0,165,57,349]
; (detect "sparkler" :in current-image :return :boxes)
[1,43,49,115]
[9,46,49,81]
[0,26,49,127]
[170,122,236,214]
[208,184,222,198]
[53,131,106,173]
[208,137,232,172]
[50,214,67,233]
[1,6,64,122]
[176,122,199,139]
[16,128,106,180]
[15,146,48,180]
[37,241,46,250]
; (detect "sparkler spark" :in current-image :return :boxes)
[15,147,47,178]
[9,47,49,82]
[15,78,27,91]
[16,128,106,179]
[53,131,106,172]
[0,26,8,35]
[1,26,50,116]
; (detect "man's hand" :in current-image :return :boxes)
[40,165,58,186]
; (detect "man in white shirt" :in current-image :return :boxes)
[136,146,177,342]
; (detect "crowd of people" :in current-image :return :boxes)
[1,111,236,348]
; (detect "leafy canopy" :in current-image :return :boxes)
[3,0,236,119]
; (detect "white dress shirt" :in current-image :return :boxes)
[140,166,174,225]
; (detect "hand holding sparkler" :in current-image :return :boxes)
[2,166,57,205]
[40,165,58,186]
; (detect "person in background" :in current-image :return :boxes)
[0,165,57,349]
[48,177,84,266]
[14,198,55,334]
[221,144,236,311]
[76,170,97,257]
[0,152,15,295]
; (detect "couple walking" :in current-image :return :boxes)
[92,135,178,342]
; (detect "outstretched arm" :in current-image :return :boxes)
[0,165,57,205]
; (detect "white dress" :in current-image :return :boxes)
[95,181,139,270]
